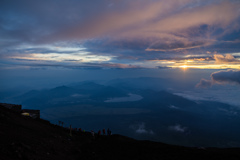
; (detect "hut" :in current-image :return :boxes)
[22,109,40,119]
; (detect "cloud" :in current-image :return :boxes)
[131,122,154,135]
[168,124,187,133]
[196,69,240,88]
[169,105,179,109]
[157,66,172,69]
[174,89,240,107]
[1,0,240,69]
[218,108,238,116]
[211,69,240,84]
[196,78,213,88]
[214,54,239,63]
[50,0,192,41]
[61,1,239,53]
[1,57,142,69]
[102,63,141,69]
[3,1,239,47]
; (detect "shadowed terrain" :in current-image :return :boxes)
[1,104,240,160]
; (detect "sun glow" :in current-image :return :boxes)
[180,65,188,69]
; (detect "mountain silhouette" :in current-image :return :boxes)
[1,104,240,160]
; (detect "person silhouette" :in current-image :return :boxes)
[107,128,112,136]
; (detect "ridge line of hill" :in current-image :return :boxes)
[1,103,240,160]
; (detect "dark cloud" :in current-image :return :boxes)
[195,78,212,88]
[211,70,240,84]
[196,69,240,88]
[145,33,213,52]
[2,58,141,70]
[157,66,172,69]
[82,38,216,61]
[0,0,109,45]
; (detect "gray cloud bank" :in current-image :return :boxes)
[212,70,240,84]
[168,124,187,133]
[196,70,240,88]
[195,79,213,88]
[130,122,154,135]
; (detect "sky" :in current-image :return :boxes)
[0,0,240,105]
[1,0,240,69]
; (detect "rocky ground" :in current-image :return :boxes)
[1,105,240,160]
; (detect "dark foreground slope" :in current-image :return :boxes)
[1,106,240,160]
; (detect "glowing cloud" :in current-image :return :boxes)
[214,54,239,63]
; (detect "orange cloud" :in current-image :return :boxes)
[214,54,239,63]
[55,0,187,40]
[37,0,240,59]
[144,2,238,32]
[52,1,239,41]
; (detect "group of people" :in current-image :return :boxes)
[58,120,64,127]
[58,120,112,137]
[92,128,112,137]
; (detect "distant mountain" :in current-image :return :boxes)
[136,90,198,112]
[107,77,197,91]
[107,77,168,91]
[12,82,196,110]
[10,83,129,108]
[71,82,105,91]
[10,86,80,109]
[11,90,41,103]
[48,86,78,98]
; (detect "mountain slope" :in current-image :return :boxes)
[1,104,240,160]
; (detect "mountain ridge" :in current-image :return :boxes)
[1,104,240,160]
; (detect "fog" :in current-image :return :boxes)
[0,68,214,92]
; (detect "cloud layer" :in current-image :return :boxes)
[196,69,240,88]
[211,70,240,84]
[1,0,240,69]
